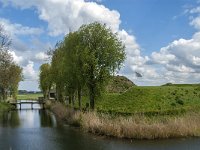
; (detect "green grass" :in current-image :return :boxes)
[17,93,43,100]
[74,85,200,116]
[0,102,13,111]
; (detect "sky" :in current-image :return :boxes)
[0,0,200,91]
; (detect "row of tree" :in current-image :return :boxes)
[39,22,125,109]
[0,25,23,101]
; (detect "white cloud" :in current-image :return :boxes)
[148,31,200,83]
[190,16,200,30]
[192,56,200,65]
[1,0,120,36]
[2,0,200,88]
[35,52,49,62]
[23,61,38,80]
[9,51,23,65]
[0,18,43,36]
[0,0,146,87]
[190,6,200,14]
[151,49,176,65]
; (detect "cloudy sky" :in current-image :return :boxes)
[0,0,200,91]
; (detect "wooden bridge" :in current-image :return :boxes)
[10,100,45,110]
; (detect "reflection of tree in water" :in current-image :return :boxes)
[0,111,20,127]
[39,110,55,127]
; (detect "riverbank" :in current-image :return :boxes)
[46,100,200,140]
[0,102,13,112]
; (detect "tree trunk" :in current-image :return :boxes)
[72,93,75,107]
[56,85,64,102]
[69,95,72,105]
[89,65,95,110]
[89,86,95,110]
[78,87,82,110]
[2,88,7,101]
[56,85,59,101]
[45,90,48,100]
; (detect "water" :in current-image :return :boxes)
[0,100,199,150]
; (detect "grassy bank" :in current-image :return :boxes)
[46,84,200,139]
[47,101,200,139]
[0,102,13,111]
[17,93,42,100]
[75,85,200,116]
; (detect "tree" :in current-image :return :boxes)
[9,64,23,100]
[78,22,125,109]
[62,32,86,109]
[39,22,126,110]
[0,24,11,51]
[39,63,52,100]
[0,24,22,101]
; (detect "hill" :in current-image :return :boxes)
[96,85,200,115]
[106,75,135,93]
[162,83,200,87]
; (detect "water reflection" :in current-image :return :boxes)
[39,110,57,127]
[0,110,57,128]
[0,111,20,127]
[0,102,200,150]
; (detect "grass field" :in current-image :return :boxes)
[74,84,200,116]
[17,93,43,100]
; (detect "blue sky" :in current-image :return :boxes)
[0,0,200,91]
[102,0,196,54]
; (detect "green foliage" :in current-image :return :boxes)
[40,22,126,109]
[39,63,52,100]
[78,22,126,109]
[0,25,23,101]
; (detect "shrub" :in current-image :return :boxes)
[176,99,184,105]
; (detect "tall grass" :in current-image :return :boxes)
[81,112,200,139]
[47,101,200,139]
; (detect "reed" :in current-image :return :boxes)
[48,102,200,139]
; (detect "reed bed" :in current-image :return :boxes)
[48,101,200,139]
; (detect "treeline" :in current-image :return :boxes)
[39,22,125,109]
[0,25,23,101]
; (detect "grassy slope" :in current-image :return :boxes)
[0,102,13,111]
[76,85,200,116]
[106,75,135,93]
[17,93,43,100]
[97,85,200,115]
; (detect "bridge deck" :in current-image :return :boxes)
[10,101,45,104]
[10,101,45,109]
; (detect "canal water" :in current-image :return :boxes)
[0,101,200,150]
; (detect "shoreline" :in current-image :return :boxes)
[45,100,200,140]
[0,102,14,112]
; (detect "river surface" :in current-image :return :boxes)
[0,100,199,150]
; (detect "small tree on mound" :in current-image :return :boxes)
[78,22,126,109]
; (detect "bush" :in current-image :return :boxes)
[176,99,184,105]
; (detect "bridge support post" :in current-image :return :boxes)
[31,102,33,110]
[20,103,21,110]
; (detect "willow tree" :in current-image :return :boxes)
[62,32,86,109]
[9,64,23,100]
[0,24,23,101]
[51,43,66,102]
[39,63,52,100]
[78,22,126,109]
